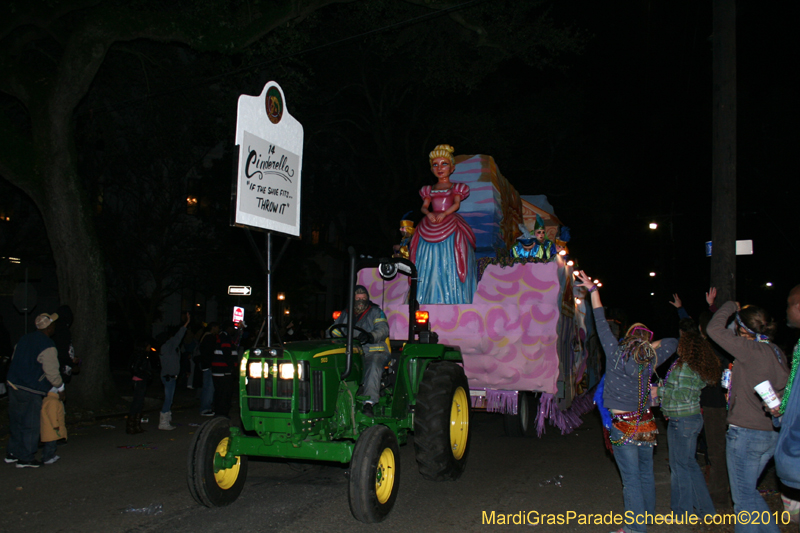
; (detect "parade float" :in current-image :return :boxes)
[361,152,602,436]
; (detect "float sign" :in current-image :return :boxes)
[232,306,245,324]
[233,81,303,237]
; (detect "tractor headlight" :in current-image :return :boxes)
[278,362,304,380]
[248,361,265,379]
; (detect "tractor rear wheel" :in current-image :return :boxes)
[348,425,400,523]
[413,362,471,481]
[187,417,248,507]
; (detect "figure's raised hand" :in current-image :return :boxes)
[706,287,717,306]
[669,294,682,308]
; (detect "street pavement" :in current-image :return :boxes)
[1,386,702,533]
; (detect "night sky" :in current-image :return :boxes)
[1,0,796,345]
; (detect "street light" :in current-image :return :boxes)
[277,292,286,301]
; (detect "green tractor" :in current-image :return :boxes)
[187,249,471,522]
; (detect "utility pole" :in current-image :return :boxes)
[711,0,737,302]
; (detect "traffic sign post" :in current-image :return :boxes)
[228,285,252,296]
[233,306,245,325]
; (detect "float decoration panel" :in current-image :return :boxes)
[359,261,561,394]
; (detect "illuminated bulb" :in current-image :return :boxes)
[597,282,603,287]
[558,249,566,256]
[575,298,582,305]
[567,260,574,266]
[650,292,655,296]
[649,223,658,230]
[766,282,773,287]
[649,272,656,277]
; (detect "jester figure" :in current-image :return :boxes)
[511,216,556,261]
[392,212,415,260]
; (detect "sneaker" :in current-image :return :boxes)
[16,459,43,469]
[200,410,215,417]
[5,453,18,464]
[44,455,60,465]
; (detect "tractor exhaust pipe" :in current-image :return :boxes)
[341,246,357,379]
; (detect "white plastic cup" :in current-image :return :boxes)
[754,380,781,409]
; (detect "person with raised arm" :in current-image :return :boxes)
[707,299,788,533]
[577,271,677,533]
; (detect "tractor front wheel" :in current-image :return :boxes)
[348,425,400,523]
[187,417,248,507]
[414,362,471,481]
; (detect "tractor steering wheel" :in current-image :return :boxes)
[328,324,371,343]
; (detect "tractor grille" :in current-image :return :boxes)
[246,359,310,414]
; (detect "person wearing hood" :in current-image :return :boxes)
[327,285,389,417]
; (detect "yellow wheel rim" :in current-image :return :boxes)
[375,447,396,504]
[450,386,469,460]
[214,437,241,490]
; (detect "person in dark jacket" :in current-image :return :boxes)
[774,285,800,518]
[5,313,64,468]
[127,337,155,434]
[211,321,239,418]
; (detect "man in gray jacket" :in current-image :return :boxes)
[328,285,389,416]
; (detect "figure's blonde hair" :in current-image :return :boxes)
[429,144,455,167]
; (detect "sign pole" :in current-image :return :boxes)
[266,231,272,347]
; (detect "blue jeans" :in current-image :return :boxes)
[610,425,655,533]
[726,425,780,533]
[7,387,43,462]
[200,369,214,412]
[42,441,57,462]
[668,414,716,518]
[161,375,176,413]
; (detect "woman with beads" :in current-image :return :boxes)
[409,144,476,304]
[707,301,788,533]
[650,319,719,521]
[576,270,677,533]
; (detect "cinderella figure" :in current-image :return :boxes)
[409,144,477,304]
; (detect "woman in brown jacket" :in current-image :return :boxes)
[707,300,788,533]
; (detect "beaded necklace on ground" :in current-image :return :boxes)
[780,340,800,416]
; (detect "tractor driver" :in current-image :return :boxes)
[327,285,390,417]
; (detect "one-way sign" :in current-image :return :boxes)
[228,285,252,296]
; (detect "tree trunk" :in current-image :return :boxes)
[34,110,116,407]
